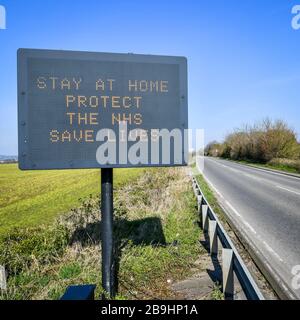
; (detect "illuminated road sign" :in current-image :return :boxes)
[18,49,188,169]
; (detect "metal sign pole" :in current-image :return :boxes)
[101,168,115,298]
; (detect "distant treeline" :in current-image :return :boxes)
[0,160,18,164]
[205,119,300,172]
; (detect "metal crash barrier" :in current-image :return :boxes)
[192,176,264,300]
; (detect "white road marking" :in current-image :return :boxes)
[213,157,300,181]
[276,185,300,196]
[203,170,259,236]
[243,221,257,235]
[207,158,300,193]
[243,173,263,182]
[203,176,224,199]
[224,200,257,234]
[213,160,240,173]
[224,200,259,236]
[203,158,289,266]
[225,200,242,217]
[262,241,284,262]
[208,158,261,178]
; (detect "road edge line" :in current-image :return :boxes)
[199,173,298,300]
[217,158,300,179]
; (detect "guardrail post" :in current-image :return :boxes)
[222,248,234,299]
[197,195,203,212]
[191,175,264,301]
[0,265,7,291]
[209,220,218,255]
[202,204,208,232]
[193,183,199,197]
[193,185,197,196]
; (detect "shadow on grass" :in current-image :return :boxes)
[69,216,166,296]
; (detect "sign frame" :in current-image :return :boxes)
[17,48,189,298]
[18,49,188,170]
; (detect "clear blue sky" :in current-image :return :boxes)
[1,0,300,155]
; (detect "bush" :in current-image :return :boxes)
[205,141,225,157]
[205,119,300,163]
[257,119,300,162]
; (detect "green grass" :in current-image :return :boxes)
[211,283,224,300]
[233,159,299,174]
[255,162,299,174]
[195,173,228,225]
[0,164,142,235]
[59,263,82,280]
[0,168,205,300]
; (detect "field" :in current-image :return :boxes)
[0,164,142,235]
[0,164,223,300]
[0,167,219,300]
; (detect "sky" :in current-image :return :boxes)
[0,0,300,155]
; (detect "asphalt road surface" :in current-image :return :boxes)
[201,157,300,299]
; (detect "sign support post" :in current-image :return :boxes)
[17,49,188,300]
[101,168,115,298]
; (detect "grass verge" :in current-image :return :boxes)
[231,159,300,175]
[0,168,204,300]
[194,173,228,226]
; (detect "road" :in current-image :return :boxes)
[201,157,300,299]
